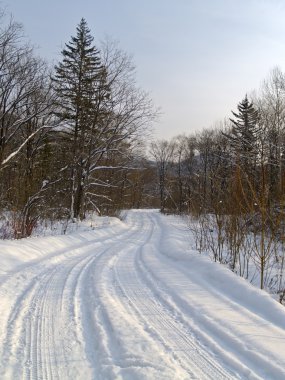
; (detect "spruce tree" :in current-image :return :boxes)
[53,18,104,220]
[228,95,260,168]
[222,95,260,181]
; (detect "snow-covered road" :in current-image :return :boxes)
[0,210,285,379]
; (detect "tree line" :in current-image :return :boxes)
[150,67,285,299]
[0,13,156,238]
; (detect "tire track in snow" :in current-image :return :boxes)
[0,266,59,380]
[139,212,285,380]
[0,251,97,379]
[0,213,147,379]
[0,249,112,376]
[75,213,157,379]
[1,210,272,379]
[112,212,237,379]
[73,210,185,379]
[24,255,94,380]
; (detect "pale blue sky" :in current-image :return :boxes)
[6,0,285,139]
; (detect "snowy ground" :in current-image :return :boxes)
[0,210,285,380]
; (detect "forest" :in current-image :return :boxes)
[0,14,156,236]
[1,11,285,301]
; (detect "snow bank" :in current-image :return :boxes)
[0,215,126,274]
[154,212,285,329]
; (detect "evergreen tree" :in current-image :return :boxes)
[53,18,104,220]
[227,95,260,169]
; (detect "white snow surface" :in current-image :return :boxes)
[0,209,285,380]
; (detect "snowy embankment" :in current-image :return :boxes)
[0,216,124,274]
[0,210,285,379]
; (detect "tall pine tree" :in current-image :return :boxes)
[228,95,260,170]
[53,18,104,220]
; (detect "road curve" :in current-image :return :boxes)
[0,210,283,379]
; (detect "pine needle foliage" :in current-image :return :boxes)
[227,95,260,164]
